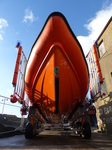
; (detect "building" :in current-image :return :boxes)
[87,16,112,133]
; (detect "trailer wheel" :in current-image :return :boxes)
[83,122,91,139]
[25,123,33,139]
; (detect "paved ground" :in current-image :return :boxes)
[0,129,112,150]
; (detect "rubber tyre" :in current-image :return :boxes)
[25,123,33,139]
[83,122,91,139]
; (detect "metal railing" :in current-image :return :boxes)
[0,95,27,133]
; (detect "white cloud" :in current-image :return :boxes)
[0,18,8,40]
[77,3,112,56]
[0,18,8,29]
[6,89,12,94]
[0,34,3,40]
[23,8,38,23]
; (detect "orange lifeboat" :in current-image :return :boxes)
[25,12,89,121]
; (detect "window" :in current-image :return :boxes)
[98,41,106,58]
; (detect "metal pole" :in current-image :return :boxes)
[2,99,6,114]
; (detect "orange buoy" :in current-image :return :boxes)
[92,44,103,83]
[12,46,22,86]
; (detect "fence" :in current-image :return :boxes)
[0,95,28,133]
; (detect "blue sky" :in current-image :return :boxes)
[0,0,112,115]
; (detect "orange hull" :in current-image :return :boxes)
[25,12,89,122]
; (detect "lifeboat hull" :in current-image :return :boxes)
[25,12,89,123]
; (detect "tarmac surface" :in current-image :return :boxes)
[0,128,112,150]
